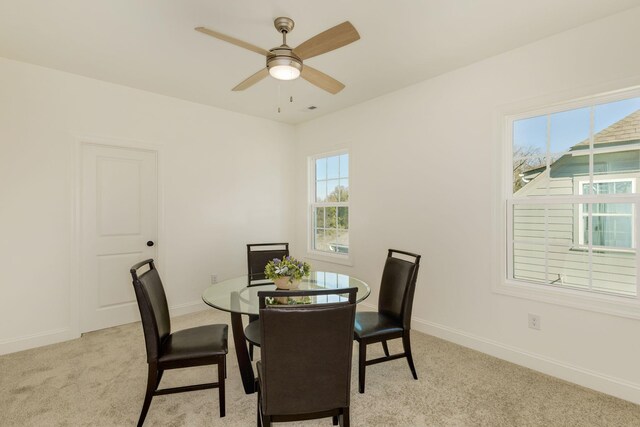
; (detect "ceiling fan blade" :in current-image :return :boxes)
[301,66,345,94]
[232,68,269,91]
[195,27,270,56]
[293,21,360,60]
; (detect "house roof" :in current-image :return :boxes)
[574,109,640,148]
[521,108,640,181]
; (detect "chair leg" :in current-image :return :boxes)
[218,359,226,417]
[402,331,418,380]
[358,341,366,393]
[248,314,258,361]
[137,363,158,427]
[381,340,390,357]
[333,415,339,425]
[340,407,350,427]
[257,391,261,427]
[261,414,271,427]
[155,369,164,389]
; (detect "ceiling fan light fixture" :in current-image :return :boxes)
[267,56,302,81]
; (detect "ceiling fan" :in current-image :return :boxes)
[195,17,360,94]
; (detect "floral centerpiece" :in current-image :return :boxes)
[264,256,311,289]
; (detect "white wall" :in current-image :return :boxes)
[0,57,296,354]
[3,5,640,405]
[295,8,640,403]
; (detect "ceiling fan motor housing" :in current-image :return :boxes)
[266,47,303,80]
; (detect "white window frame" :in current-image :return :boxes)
[577,178,636,250]
[495,85,640,319]
[307,150,352,265]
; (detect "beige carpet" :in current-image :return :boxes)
[1,309,639,427]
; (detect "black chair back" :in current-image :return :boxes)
[378,249,421,330]
[258,288,357,416]
[130,259,171,362]
[247,243,289,283]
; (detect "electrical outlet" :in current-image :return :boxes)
[211,274,218,284]
[528,313,541,330]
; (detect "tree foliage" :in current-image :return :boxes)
[513,145,546,193]
[317,185,349,230]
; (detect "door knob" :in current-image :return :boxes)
[147,241,155,247]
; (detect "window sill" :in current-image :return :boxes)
[493,279,640,320]
[305,250,353,267]
[569,246,636,255]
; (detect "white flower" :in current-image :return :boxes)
[275,266,289,275]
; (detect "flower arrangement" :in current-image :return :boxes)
[264,256,311,283]
[265,295,313,306]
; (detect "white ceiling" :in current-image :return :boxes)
[1,1,638,124]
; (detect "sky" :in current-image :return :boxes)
[513,96,640,157]
[316,154,348,180]
[315,154,348,201]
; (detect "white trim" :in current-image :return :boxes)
[577,178,636,248]
[499,86,640,315]
[306,251,354,266]
[307,149,352,265]
[0,328,78,356]
[411,317,640,405]
[73,133,164,151]
[0,300,207,355]
[72,134,164,334]
[356,301,377,315]
[494,279,640,317]
[69,133,81,343]
[506,201,514,281]
[361,279,640,405]
[506,85,640,122]
[169,300,208,317]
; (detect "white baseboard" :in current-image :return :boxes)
[6,301,639,404]
[0,300,207,356]
[359,302,376,311]
[0,327,79,356]
[411,317,640,405]
[169,299,208,317]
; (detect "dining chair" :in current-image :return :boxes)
[353,249,421,393]
[247,242,289,283]
[130,259,228,426]
[256,287,357,427]
[246,242,289,360]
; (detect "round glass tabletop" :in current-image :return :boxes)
[202,271,371,316]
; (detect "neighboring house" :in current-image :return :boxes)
[513,110,640,296]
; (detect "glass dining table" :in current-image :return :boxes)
[202,271,371,394]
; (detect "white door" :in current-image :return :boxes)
[80,143,158,332]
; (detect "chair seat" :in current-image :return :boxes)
[354,312,403,340]
[159,324,228,364]
[244,319,261,347]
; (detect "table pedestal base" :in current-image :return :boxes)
[230,312,256,394]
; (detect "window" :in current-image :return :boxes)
[507,91,640,300]
[578,179,635,249]
[310,152,349,257]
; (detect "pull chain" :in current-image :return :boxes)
[275,86,293,113]
[277,84,281,113]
